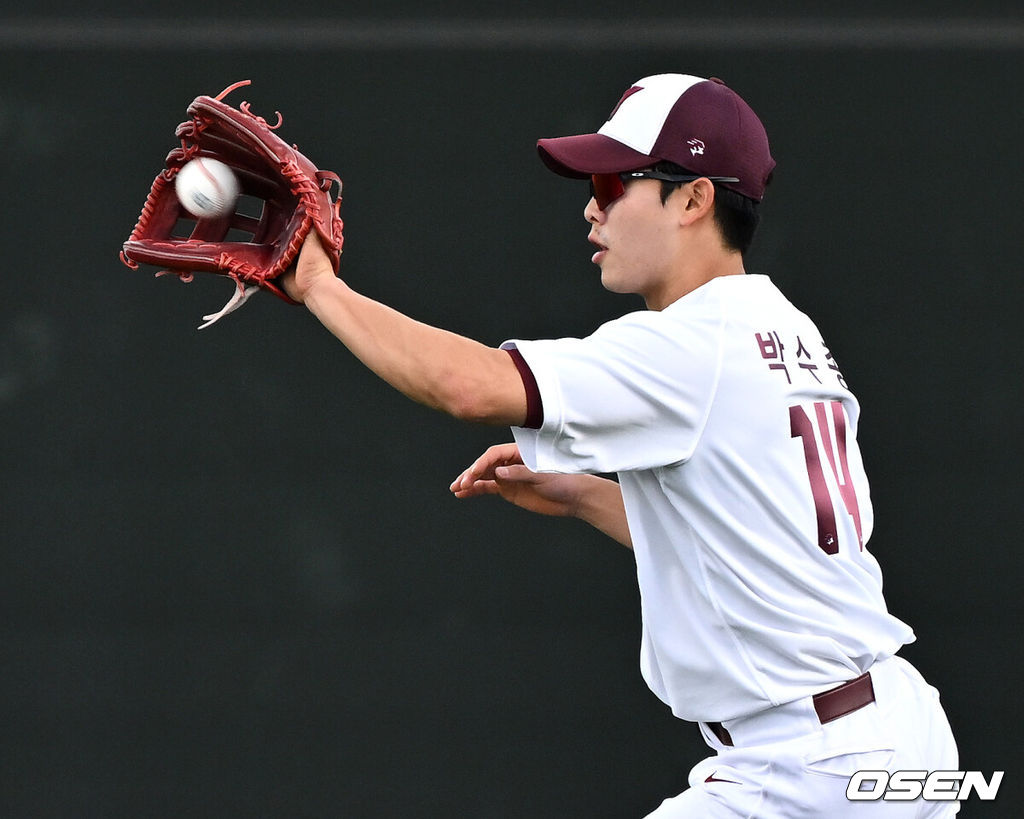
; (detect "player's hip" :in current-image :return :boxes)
[650,656,958,818]
[699,655,956,763]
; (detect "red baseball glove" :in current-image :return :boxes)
[121,80,343,329]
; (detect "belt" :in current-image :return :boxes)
[706,671,875,747]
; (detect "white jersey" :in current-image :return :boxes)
[502,274,914,723]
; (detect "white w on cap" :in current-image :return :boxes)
[599,74,707,156]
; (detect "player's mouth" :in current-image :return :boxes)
[588,234,608,265]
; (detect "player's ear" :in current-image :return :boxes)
[673,177,715,227]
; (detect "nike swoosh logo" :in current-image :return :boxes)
[705,771,740,785]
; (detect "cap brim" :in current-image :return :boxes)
[537,134,654,179]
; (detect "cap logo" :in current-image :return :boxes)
[608,85,643,120]
[687,138,705,157]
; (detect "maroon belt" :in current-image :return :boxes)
[706,671,875,747]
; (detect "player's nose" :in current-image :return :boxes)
[584,196,605,224]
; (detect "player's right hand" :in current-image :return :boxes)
[449,443,586,518]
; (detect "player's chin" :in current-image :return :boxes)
[599,265,630,295]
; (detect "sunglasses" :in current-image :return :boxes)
[588,170,741,211]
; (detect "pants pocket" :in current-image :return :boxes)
[804,747,894,778]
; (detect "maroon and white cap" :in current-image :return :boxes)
[537,74,775,201]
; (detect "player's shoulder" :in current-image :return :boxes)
[660,273,784,315]
[634,274,787,336]
[697,273,818,329]
[703,272,789,304]
[581,276,799,356]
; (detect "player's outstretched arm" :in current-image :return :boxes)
[281,233,527,426]
[450,443,632,549]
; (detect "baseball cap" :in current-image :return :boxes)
[537,74,775,201]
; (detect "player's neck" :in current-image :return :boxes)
[644,250,746,310]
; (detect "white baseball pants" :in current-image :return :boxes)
[646,656,959,818]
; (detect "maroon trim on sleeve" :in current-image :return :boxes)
[504,346,544,429]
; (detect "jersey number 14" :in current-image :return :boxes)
[789,401,864,555]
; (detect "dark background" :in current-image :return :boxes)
[1,6,1021,817]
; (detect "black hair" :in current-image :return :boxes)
[652,160,769,256]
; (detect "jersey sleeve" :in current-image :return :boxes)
[502,307,723,474]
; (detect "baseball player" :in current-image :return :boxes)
[282,74,958,817]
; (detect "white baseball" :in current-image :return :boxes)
[174,157,239,219]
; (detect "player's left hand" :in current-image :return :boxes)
[281,231,339,304]
[120,80,343,328]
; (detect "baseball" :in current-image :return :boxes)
[174,157,239,219]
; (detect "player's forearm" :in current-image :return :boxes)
[303,276,526,425]
[575,475,632,549]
